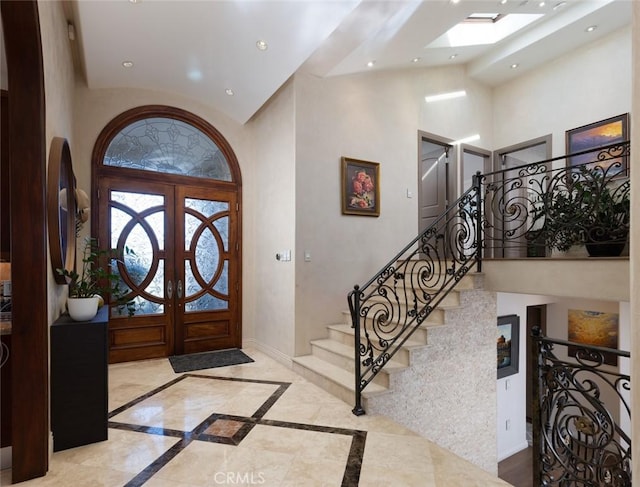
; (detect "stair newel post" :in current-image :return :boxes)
[350,285,366,416]
[473,171,483,272]
[531,326,542,486]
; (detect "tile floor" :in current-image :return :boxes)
[0,348,511,486]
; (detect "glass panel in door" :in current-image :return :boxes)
[100,177,175,363]
[176,186,239,355]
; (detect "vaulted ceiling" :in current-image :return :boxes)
[65,0,632,124]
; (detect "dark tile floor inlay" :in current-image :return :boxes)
[109,373,366,487]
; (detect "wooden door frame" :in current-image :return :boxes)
[492,134,552,173]
[417,131,457,227]
[1,0,49,481]
[91,105,243,362]
[97,177,177,363]
[459,144,492,194]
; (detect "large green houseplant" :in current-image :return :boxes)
[57,237,135,320]
[536,168,630,256]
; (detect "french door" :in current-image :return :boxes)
[98,176,240,362]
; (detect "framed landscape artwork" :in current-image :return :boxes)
[566,113,629,176]
[497,314,519,379]
[567,309,619,366]
[341,157,380,217]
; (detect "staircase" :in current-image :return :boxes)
[292,271,482,409]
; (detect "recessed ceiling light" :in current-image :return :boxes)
[187,70,203,81]
[225,88,234,96]
[449,54,458,60]
[367,60,376,68]
[129,0,140,3]
[499,0,508,4]
[256,40,268,51]
[585,25,597,33]
[450,0,461,4]
[538,1,546,7]
[411,57,421,63]
[510,63,519,69]
[122,61,134,68]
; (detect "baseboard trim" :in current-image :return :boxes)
[498,441,530,462]
[0,446,12,471]
[242,339,293,369]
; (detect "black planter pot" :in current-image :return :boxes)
[585,239,626,257]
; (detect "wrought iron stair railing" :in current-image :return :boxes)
[348,141,630,415]
[531,328,631,486]
[347,181,482,415]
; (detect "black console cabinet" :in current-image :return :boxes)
[51,306,108,451]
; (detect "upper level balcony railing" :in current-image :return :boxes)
[480,141,630,259]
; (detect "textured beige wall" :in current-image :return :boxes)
[366,285,498,474]
[247,80,297,360]
[631,1,639,482]
[483,259,629,302]
[292,68,493,356]
[38,1,77,321]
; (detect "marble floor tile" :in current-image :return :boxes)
[110,376,279,430]
[0,458,136,486]
[143,478,200,487]
[203,419,245,438]
[53,429,180,474]
[154,440,294,487]
[279,456,349,487]
[1,347,511,486]
[362,432,434,475]
[239,424,352,463]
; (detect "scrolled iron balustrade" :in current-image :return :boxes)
[481,142,630,258]
[348,141,630,416]
[348,184,481,415]
[532,328,631,486]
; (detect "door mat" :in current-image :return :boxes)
[169,349,254,373]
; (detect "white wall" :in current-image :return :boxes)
[494,27,631,155]
[496,293,555,461]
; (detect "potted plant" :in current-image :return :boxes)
[57,237,135,320]
[535,167,630,257]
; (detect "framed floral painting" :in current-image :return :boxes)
[341,157,380,217]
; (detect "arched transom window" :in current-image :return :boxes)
[103,117,232,181]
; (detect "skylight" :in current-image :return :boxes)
[426,13,544,48]
[465,13,503,23]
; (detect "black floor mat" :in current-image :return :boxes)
[169,349,254,373]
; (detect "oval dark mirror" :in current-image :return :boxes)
[47,137,77,284]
